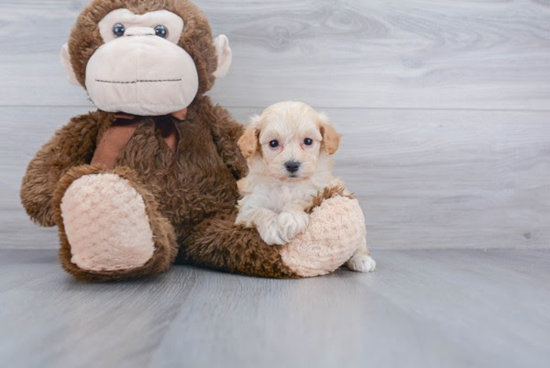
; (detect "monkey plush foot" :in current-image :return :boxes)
[60,173,155,271]
[54,165,178,282]
[279,194,367,277]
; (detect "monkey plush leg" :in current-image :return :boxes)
[52,165,178,282]
[181,187,366,278]
[278,190,367,277]
[181,215,297,278]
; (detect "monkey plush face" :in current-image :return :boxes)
[61,0,232,116]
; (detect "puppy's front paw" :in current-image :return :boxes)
[257,225,287,246]
[278,211,309,242]
[346,253,376,273]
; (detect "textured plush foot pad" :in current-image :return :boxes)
[60,173,155,272]
[280,196,366,277]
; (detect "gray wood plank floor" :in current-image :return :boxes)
[1,249,549,368]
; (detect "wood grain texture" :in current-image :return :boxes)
[1,1,549,250]
[2,2,549,367]
[2,106,549,250]
[0,0,549,109]
[1,249,550,368]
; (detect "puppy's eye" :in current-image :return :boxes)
[269,140,279,148]
[154,25,168,38]
[113,23,126,37]
[304,138,313,146]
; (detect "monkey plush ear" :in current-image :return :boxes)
[60,44,80,86]
[213,35,232,78]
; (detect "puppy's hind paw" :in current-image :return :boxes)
[346,253,376,273]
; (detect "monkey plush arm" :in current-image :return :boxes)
[204,99,249,180]
[20,111,105,227]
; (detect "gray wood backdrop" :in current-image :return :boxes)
[1,0,549,250]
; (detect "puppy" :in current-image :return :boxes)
[236,101,376,273]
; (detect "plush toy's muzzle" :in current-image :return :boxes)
[61,6,232,116]
[85,32,199,116]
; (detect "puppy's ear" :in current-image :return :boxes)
[238,116,261,158]
[319,112,341,155]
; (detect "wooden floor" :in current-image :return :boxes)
[1,249,549,368]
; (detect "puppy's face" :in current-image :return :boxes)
[238,101,341,182]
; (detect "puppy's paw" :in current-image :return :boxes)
[258,225,287,246]
[278,211,309,242]
[346,253,377,273]
[288,210,310,235]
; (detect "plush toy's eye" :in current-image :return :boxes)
[112,23,126,37]
[304,138,313,146]
[154,25,168,38]
[269,140,279,148]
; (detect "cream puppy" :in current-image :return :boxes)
[236,101,375,273]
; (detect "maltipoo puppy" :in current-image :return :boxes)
[235,101,376,273]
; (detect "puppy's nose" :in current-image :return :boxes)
[285,161,301,174]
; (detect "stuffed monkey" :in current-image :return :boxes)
[20,0,367,281]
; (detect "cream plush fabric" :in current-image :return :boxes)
[60,174,155,271]
[85,34,199,116]
[280,196,366,277]
[61,8,233,116]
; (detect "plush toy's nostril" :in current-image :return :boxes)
[285,161,301,173]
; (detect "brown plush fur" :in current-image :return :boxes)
[20,0,313,281]
[179,215,298,278]
[21,110,110,227]
[305,186,355,214]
